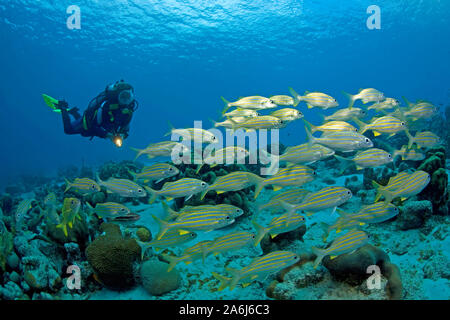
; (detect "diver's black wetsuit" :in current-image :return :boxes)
[60,89,135,139]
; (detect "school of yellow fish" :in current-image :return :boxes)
[21,88,439,291]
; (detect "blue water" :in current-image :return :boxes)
[1,0,449,186]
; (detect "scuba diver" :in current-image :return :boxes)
[42,80,138,147]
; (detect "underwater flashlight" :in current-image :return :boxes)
[113,135,123,148]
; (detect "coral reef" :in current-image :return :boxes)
[136,227,152,242]
[396,200,433,230]
[417,146,449,215]
[140,259,182,296]
[86,223,141,290]
[321,244,403,299]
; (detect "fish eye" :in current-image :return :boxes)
[191,233,196,237]
[294,255,299,260]
[313,171,317,175]
[365,138,370,143]
[121,208,127,212]
[361,111,366,114]
[201,182,206,186]
[226,216,230,220]
[91,185,96,189]
[388,154,392,158]
[401,122,405,126]
[252,235,256,239]
[71,200,75,205]
[169,167,173,171]
[347,191,351,195]
[138,189,143,193]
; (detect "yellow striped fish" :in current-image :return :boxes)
[334,148,393,170]
[97,175,146,198]
[406,130,440,149]
[146,178,209,203]
[223,109,259,118]
[129,163,179,184]
[289,87,338,109]
[320,220,363,242]
[201,171,263,200]
[86,202,130,219]
[196,146,249,173]
[204,231,256,259]
[15,199,35,224]
[337,202,399,225]
[367,98,400,111]
[303,119,357,133]
[137,229,197,258]
[152,211,234,240]
[373,171,412,202]
[269,95,295,106]
[212,116,248,129]
[56,198,81,237]
[312,229,369,268]
[130,141,190,160]
[269,108,303,123]
[324,107,366,121]
[165,125,218,144]
[257,188,311,213]
[372,170,430,206]
[213,251,299,291]
[262,144,334,175]
[254,165,316,199]
[228,115,284,131]
[403,97,437,120]
[221,96,277,114]
[43,192,59,224]
[354,116,406,137]
[304,121,373,152]
[162,240,214,272]
[64,177,100,195]
[281,186,352,216]
[393,145,425,161]
[162,202,244,221]
[343,88,384,108]
[252,212,305,246]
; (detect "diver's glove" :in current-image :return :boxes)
[56,100,69,110]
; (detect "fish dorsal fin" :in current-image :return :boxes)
[304,90,310,95]
[358,88,363,93]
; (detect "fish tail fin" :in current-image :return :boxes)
[319,222,331,242]
[56,223,68,237]
[402,96,413,108]
[225,267,241,291]
[259,148,280,176]
[311,246,326,268]
[221,96,231,114]
[302,119,318,133]
[372,180,393,205]
[152,214,171,240]
[161,253,181,272]
[164,121,175,137]
[303,120,316,149]
[212,272,231,291]
[288,87,301,107]
[333,154,352,175]
[64,178,71,193]
[251,219,269,247]
[136,240,152,260]
[161,200,177,220]
[352,117,368,134]
[342,91,356,108]
[144,186,158,204]
[253,177,266,200]
[405,128,415,149]
[127,169,137,181]
[130,147,144,161]
[200,187,210,200]
[195,164,204,174]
